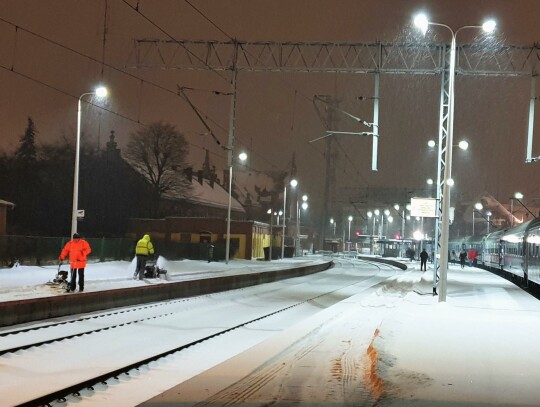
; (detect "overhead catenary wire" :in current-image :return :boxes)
[0,16,275,173]
[0,10,368,188]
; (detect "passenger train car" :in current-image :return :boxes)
[449,217,540,289]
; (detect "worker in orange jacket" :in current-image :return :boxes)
[59,233,92,292]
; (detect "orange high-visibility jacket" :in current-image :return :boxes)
[60,239,92,269]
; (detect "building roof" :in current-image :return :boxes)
[165,179,245,213]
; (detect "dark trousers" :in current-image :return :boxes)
[69,268,85,291]
[136,255,147,280]
[420,259,427,271]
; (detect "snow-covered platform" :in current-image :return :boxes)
[0,257,333,327]
[142,263,540,406]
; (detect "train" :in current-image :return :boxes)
[449,217,540,289]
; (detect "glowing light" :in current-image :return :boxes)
[482,20,496,33]
[414,13,429,36]
[95,86,108,98]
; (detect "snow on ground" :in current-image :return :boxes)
[3,256,540,406]
[143,261,540,406]
[0,256,327,302]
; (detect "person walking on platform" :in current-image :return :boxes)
[459,249,467,269]
[135,234,155,280]
[451,250,457,264]
[420,248,429,271]
[59,233,92,292]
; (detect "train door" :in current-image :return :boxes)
[498,240,504,268]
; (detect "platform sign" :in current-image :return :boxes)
[410,197,437,218]
[77,209,85,219]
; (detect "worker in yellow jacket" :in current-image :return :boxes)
[134,234,155,280]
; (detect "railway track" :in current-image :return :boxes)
[1,258,405,406]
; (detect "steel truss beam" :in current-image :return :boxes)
[128,39,539,267]
[128,39,540,77]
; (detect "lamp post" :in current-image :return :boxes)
[347,216,353,253]
[281,178,297,260]
[383,209,390,238]
[330,218,336,237]
[512,192,537,224]
[71,86,108,239]
[427,137,468,293]
[415,13,496,302]
[225,152,247,264]
[374,209,380,238]
[296,194,308,256]
[473,202,483,235]
[267,209,276,261]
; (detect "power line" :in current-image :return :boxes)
[119,0,230,84]
[182,0,233,40]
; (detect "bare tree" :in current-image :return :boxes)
[124,122,191,214]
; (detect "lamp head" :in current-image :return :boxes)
[301,202,308,210]
[95,86,108,98]
[458,140,469,150]
[348,216,353,222]
[238,152,247,161]
[394,204,400,211]
[427,139,436,148]
[374,209,380,216]
[427,178,434,185]
[302,194,308,202]
[290,179,298,188]
[330,218,334,224]
[514,192,524,199]
[367,211,373,218]
[482,19,496,33]
[384,209,390,216]
[413,13,429,36]
[475,202,483,210]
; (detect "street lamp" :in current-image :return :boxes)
[267,209,278,261]
[374,209,380,238]
[296,194,308,256]
[71,86,108,239]
[511,192,537,226]
[330,218,337,236]
[415,13,496,302]
[473,202,483,235]
[225,151,247,263]
[347,216,353,252]
[281,178,297,260]
[383,209,391,238]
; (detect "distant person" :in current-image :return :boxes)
[420,249,429,271]
[134,234,155,280]
[59,233,92,292]
[451,250,457,264]
[459,249,467,269]
[468,248,475,267]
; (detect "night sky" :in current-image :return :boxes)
[1,0,539,228]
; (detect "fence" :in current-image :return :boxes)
[0,236,235,267]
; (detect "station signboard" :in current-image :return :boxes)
[410,197,438,218]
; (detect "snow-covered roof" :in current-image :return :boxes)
[167,179,245,213]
